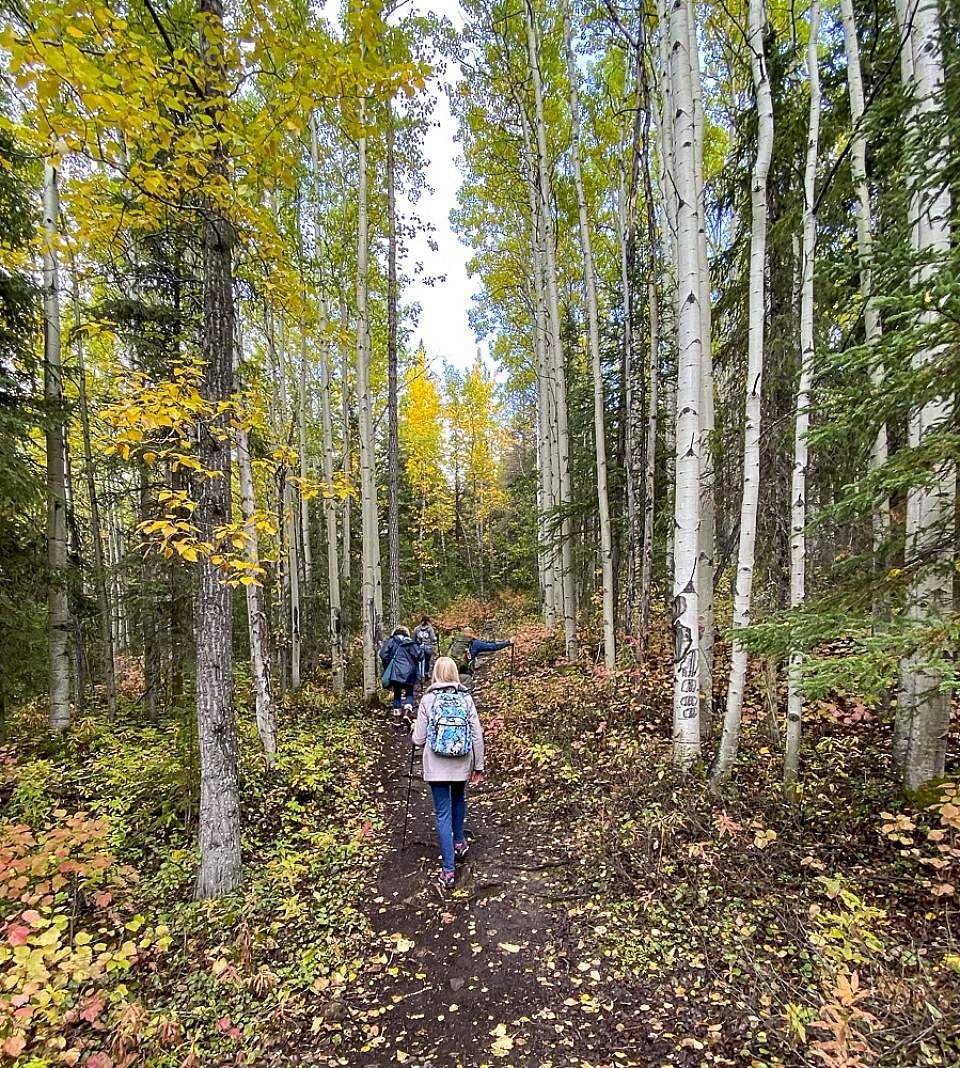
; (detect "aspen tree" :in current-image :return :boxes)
[638,45,660,656]
[69,267,117,720]
[298,332,313,608]
[785,0,821,795]
[236,422,277,767]
[310,120,345,694]
[286,438,302,691]
[894,0,955,790]
[194,0,241,899]
[525,0,577,660]
[687,0,716,732]
[338,292,352,593]
[714,0,774,783]
[665,0,704,766]
[42,158,71,733]
[517,98,559,631]
[386,100,401,630]
[839,0,888,591]
[562,4,615,671]
[356,99,382,697]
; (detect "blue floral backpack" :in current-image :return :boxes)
[427,689,472,758]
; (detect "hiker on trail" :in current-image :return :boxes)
[412,615,438,681]
[380,625,424,713]
[447,625,516,676]
[411,656,485,894]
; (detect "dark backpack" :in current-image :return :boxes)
[448,634,473,673]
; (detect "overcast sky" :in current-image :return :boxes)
[392,0,488,372]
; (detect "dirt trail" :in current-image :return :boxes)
[339,664,644,1068]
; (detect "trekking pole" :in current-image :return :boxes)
[401,742,416,852]
[511,641,516,678]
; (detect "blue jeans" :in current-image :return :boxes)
[430,782,466,873]
[392,682,415,710]
[420,651,433,681]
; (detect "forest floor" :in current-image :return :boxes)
[261,610,960,1068]
[305,661,646,1068]
[2,600,959,1068]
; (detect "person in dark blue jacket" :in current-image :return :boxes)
[379,626,424,711]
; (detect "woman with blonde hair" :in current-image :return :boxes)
[411,656,485,894]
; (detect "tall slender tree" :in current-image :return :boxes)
[714,0,774,784]
[785,0,821,795]
[525,0,577,660]
[894,0,955,790]
[664,0,704,766]
[42,158,71,734]
[194,0,241,899]
[563,4,615,671]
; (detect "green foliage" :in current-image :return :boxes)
[0,123,44,718]
[0,685,379,1065]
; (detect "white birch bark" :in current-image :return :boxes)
[618,178,640,638]
[713,0,774,783]
[319,304,345,694]
[338,292,352,590]
[785,0,821,794]
[894,0,955,790]
[42,159,71,733]
[523,122,560,631]
[665,0,703,766]
[286,475,301,691]
[563,6,615,671]
[655,0,679,590]
[236,425,277,766]
[356,106,381,697]
[298,332,313,603]
[893,0,920,766]
[525,0,577,660]
[638,64,660,655]
[687,0,716,733]
[839,0,888,593]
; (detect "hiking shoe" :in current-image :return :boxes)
[454,840,470,863]
[435,869,455,895]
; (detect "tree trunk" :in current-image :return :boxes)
[319,304,345,694]
[688,0,716,736]
[664,0,704,767]
[525,0,577,660]
[140,468,161,722]
[356,104,382,698]
[194,0,241,900]
[713,0,774,784]
[618,177,641,643]
[563,5,615,671]
[519,106,558,631]
[70,266,117,719]
[298,332,313,620]
[894,0,955,791]
[785,0,821,797]
[839,0,889,619]
[637,20,659,658]
[286,474,302,691]
[42,159,71,733]
[386,100,401,631]
[338,292,352,595]
[236,425,277,766]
